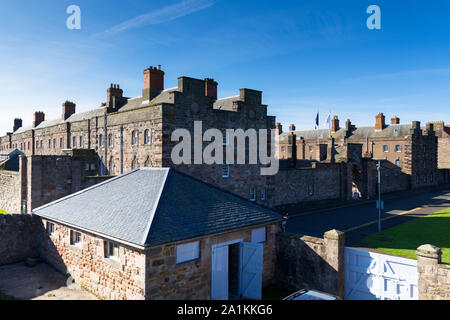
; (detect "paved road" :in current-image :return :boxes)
[285,188,450,247]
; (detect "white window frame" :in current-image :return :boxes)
[144,129,151,145]
[395,145,402,153]
[281,146,285,153]
[176,241,200,264]
[395,159,401,167]
[46,221,55,235]
[104,241,120,260]
[382,145,389,152]
[109,134,114,147]
[70,230,82,246]
[252,227,266,243]
[309,146,313,153]
[132,131,138,146]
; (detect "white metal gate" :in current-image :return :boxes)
[344,248,418,300]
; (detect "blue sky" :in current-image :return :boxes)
[1,0,450,136]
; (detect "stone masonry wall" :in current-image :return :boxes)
[0,170,22,213]
[0,214,43,265]
[275,230,345,298]
[38,218,146,300]
[145,223,280,300]
[416,244,450,300]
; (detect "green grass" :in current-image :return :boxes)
[362,208,450,264]
[0,209,8,215]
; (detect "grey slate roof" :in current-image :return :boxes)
[280,124,415,141]
[33,168,282,248]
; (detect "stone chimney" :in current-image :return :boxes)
[289,124,296,132]
[62,101,76,120]
[205,78,218,99]
[391,116,400,125]
[287,132,297,167]
[107,84,123,112]
[13,118,22,132]
[331,116,340,133]
[33,111,45,128]
[275,122,283,135]
[375,113,385,130]
[143,66,164,101]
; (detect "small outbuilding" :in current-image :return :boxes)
[33,168,282,300]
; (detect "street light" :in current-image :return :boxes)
[372,158,383,233]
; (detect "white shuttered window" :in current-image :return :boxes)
[176,241,200,264]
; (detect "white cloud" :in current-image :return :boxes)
[95,0,215,37]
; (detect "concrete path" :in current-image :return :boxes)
[0,262,97,300]
[286,188,450,247]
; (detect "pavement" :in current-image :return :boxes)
[285,187,450,247]
[0,262,98,300]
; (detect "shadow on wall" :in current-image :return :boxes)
[275,231,345,298]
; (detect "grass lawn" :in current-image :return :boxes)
[362,208,450,264]
[0,209,8,215]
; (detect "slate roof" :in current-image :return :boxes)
[280,124,415,141]
[33,168,282,248]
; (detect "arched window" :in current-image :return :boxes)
[132,131,138,145]
[131,157,138,170]
[144,129,151,145]
[99,134,103,147]
[144,156,151,167]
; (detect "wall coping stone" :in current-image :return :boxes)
[417,244,442,259]
[323,229,345,240]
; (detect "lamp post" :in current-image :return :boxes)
[373,159,383,233]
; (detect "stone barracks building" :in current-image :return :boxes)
[33,168,282,300]
[278,113,442,198]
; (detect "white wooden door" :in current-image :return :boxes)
[211,245,229,300]
[345,248,418,300]
[239,242,263,300]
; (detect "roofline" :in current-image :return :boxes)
[143,218,283,250]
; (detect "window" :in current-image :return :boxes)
[222,164,229,178]
[70,230,82,246]
[46,221,55,235]
[395,159,401,167]
[48,139,51,149]
[72,136,77,148]
[109,158,114,175]
[109,134,114,147]
[430,174,434,183]
[416,175,420,185]
[60,138,63,148]
[281,146,285,153]
[144,130,151,145]
[249,187,256,201]
[261,188,266,201]
[53,139,56,149]
[131,158,137,170]
[176,241,200,264]
[423,175,427,183]
[79,136,84,148]
[99,134,103,147]
[132,131,138,145]
[424,160,427,169]
[252,227,266,243]
[104,241,119,259]
[395,145,402,152]
[382,145,389,152]
[308,185,314,196]
[309,146,313,153]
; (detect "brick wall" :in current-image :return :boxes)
[416,244,450,300]
[0,214,43,265]
[145,223,280,300]
[275,230,345,298]
[38,218,146,300]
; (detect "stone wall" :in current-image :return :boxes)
[38,218,146,300]
[0,170,22,213]
[416,244,450,300]
[275,230,345,298]
[0,214,43,265]
[145,223,280,300]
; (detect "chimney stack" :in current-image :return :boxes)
[391,116,400,125]
[33,111,45,128]
[275,122,283,135]
[345,119,352,130]
[331,116,340,133]
[13,118,22,132]
[205,78,218,99]
[143,66,164,101]
[375,113,386,130]
[289,124,296,132]
[62,101,76,120]
[107,84,123,112]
